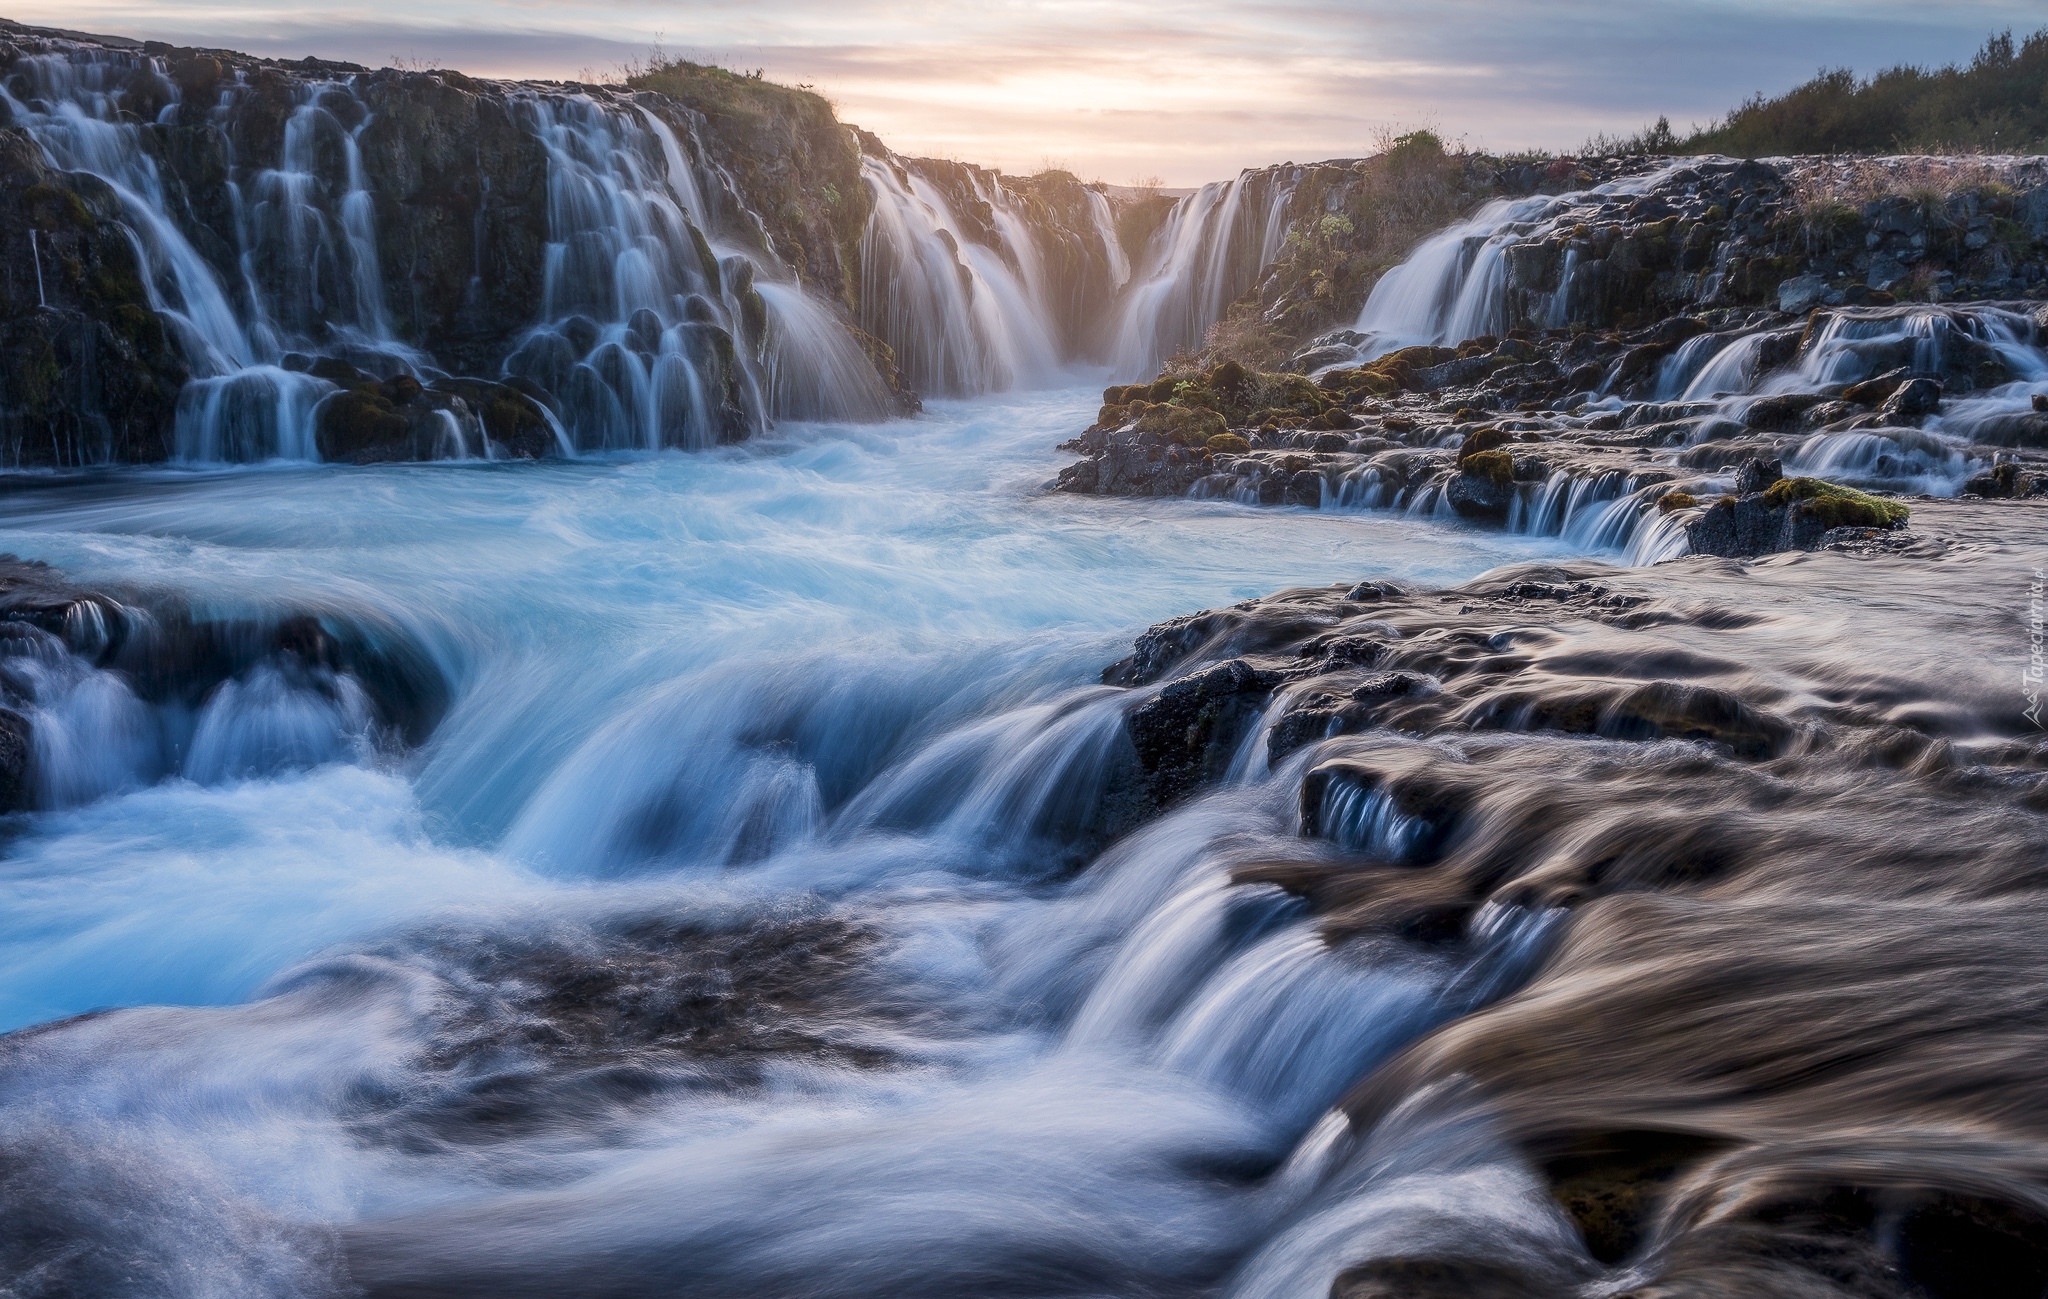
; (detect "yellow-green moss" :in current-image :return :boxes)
[1455,426,1508,465]
[1206,432,1250,454]
[1761,476,1909,528]
[1133,402,1227,445]
[1461,449,1513,486]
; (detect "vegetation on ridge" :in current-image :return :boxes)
[625,58,869,311]
[1592,28,2048,157]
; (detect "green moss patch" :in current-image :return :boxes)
[1761,476,1910,528]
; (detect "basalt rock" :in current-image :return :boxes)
[0,131,185,464]
[0,552,452,800]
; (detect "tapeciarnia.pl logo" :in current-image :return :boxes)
[2028,566,2046,728]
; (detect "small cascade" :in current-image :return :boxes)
[1107,171,1298,378]
[1652,332,1734,400]
[0,624,158,808]
[183,663,377,784]
[171,366,335,461]
[1314,775,1428,859]
[1785,428,1976,494]
[857,156,1065,397]
[1758,305,2045,396]
[1679,330,1775,400]
[1350,164,1687,359]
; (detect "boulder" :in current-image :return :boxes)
[1124,659,1282,807]
[1878,377,1942,425]
[1777,275,1830,314]
[1445,450,1517,521]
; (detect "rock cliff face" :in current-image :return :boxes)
[0,24,1134,464]
[0,123,186,462]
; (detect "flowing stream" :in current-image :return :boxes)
[0,387,1590,1296]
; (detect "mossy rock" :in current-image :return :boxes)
[23,182,94,232]
[1761,476,1909,528]
[1461,449,1514,486]
[316,389,410,460]
[1455,426,1508,465]
[1375,344,1458,371]
[1133,403,1227,445]
[1657,491,1697,514]
[1206,432,1250,454]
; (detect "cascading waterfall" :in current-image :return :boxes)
[1664,306,2048,492]
[857,156,1066,396]
[1,43,930,463]
[1106,172,1298,378]
[4,51,254,373]
[501,93,768,450]
[1310,459,1691,563]
[1350,164,1686,359]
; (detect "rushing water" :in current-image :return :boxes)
[0,387,1591,1296]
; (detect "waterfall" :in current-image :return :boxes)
[1763,305,2046,393]
[857,156,1066,397]
[1086,188,1132,290]
[4,50,253,375]
[1,41,921,463]
[502,93,763,450]
[1107,171,1298,378]
[1351,164,1688,360]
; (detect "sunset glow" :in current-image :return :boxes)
[19,0,2023,182]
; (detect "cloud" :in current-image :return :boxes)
[20,0,2031,183]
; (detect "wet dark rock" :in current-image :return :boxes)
[1742,393,1829,431]
[1897,1192,2048,1299]
[1124,658,1284,807]
[0,705,27,812]
[1733,456,1782,494]
[1879,375,1943,424]
[1443,451,1516,520]
[1538,1129,1731,1264]
[1333,1257,1564,1299]
[1684,478,1908,558]
[1965,462,2025,498]
[1777,274,1830,314]
[1841,366,1913,406]
[0,132,184,464]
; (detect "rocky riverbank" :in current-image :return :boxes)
[1091,495,2048,1297]
[1056,153,2048,563]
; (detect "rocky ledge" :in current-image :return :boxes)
[1093,500,2048,1297]
[1057,301,2048,560]
[1059,152,2048,563]
[0,554,447,811]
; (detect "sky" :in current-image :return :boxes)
[21,0,2043,185]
